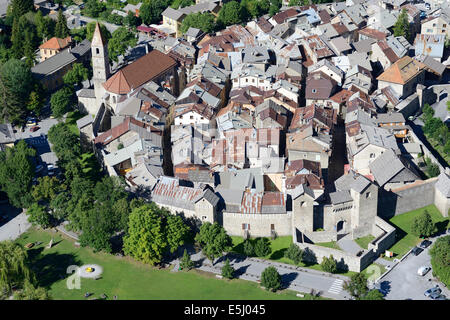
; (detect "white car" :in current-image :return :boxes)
[418,266,431,276]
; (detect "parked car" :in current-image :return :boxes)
[411,246,423,256]
[26,119,37,127]
[419,240,432,249]
[429,292,445,300]
[30,126,40,132]
[47,164,55,176]
[35,164,44,173]
[417,266,431,276]
[424,286,441,297]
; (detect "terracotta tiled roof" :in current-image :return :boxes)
[330,89,353,104]
[103,50,177,95]
[272,8,299,24]
[377,56,425,85]
[358,28,386,41]
[39,36,72,50]
[94,117,161,145]
[376,40,399,64]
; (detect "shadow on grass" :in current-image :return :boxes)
[435,220,449,235]
[270,248,287,260]
[27,247,81,289]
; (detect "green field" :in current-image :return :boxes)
[385,205,449,260]
[16,229,317,300]
[354,235,375,250]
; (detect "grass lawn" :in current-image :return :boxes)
[315,241,342,251]
[385,205,449,261]
[354,235,375,250]
[16,229,317,300]
[230,236,356,277]
[65,110,87,136]
[425,134,450,166]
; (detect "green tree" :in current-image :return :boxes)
[26,91,44,117]
[284,243,303,264]
[243,239,254,256]
[180,12,216,34]
[0,58,33,123]
[268,0,281,16]
[360,289,384,300]
[140,0,169,25]
[180,249,194,270]
[321,255,338,273]
[10,0,34,18]
[63,63,89,86]
[0,241,33,299]
[257,0,270,14]
[35,10,51,41]
[32,176,65,203]
[254,237,271,257]
[393,8,410,41]
[124,11,140,27]
[0,140,36,208]
[165,214,191,254]
[411,210,437,237]
[50,86,73,118]
[260,266,281,292]
[221,258,235,279]
[123,204,168,265]
[343,273,368,299]
[429,235,450,287]
[23,30,36,67]
[55,9,70,38]
[84,0,105,18]
[217,1,243,27]
[48,123,82,167]
[108,27,137,63]
[195,222,232,265]
[26,203,51,228]
[13,280,50,300]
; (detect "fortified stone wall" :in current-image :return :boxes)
[222,212,292,237]
[377,178,437,219]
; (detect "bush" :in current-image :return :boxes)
[284,243,303,264]
[254,237,271,257]
[411,210,437,237]
[243,239,254,256]
[221,258,235,279]
[429,235,450,287]
[180,249,194,270]
[321,255,338,273]
[260,266,281,292]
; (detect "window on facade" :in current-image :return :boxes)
[312,89,317,93]
[370,153,375,158]
[96,48,100,54]
[234,79,238,82]
[202,216,207,220]
[366,192,371,198]
[242,223,250,230]
[200,117,204,120]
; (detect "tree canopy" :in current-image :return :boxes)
[50,86,74,118]
[411,210,437,237]
[217,1,244,27]
[63,63,89,87]
[180,12,216,34]
[393,8,410,41]
[0,140,36,208]
[195,222,232,264]
[260,266,281,292]
[140,0,169,25]
[429,235,450,287]
[108,27,138,63]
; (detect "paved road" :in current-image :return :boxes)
[337,235,362,255]
[380,233,450,300]
[0,212,31,242]
[174,250,350,300]
[78,15,120,34]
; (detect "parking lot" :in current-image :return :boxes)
[13,117,60,177]
[380,233,450,300]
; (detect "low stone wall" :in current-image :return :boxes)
[351,224,373,240]
[222,212,292,238]
[369,217,396,255]
[301,230,338,243]
[293,240,375,272]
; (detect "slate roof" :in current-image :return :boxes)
[76,114,94,130]
[329,190,353,205]
[369,149,409,186]
[335,171,371,193]
[162,7,185,20]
